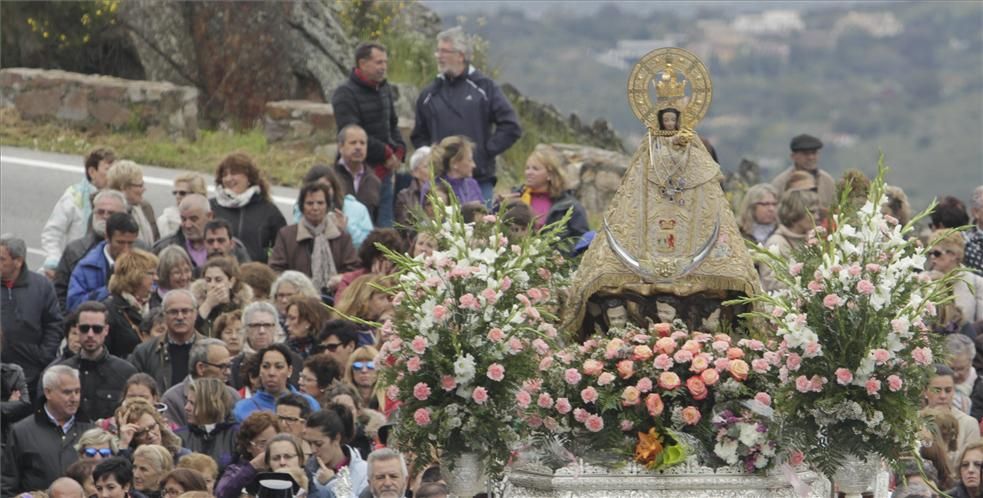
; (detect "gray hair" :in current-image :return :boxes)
[0,234,26,261]
[437,26,472,59]
[43,364,79,390]
[243,300,281,327]
[162,288,197,309]
[157,245,193,289]
[366,448,408,480]
[270,271,319,300]
[946,333,976,361]
[737,183,779,235]
[93,189,127,209]
[189,338,227,378]
[74,427,119,453]
[337,123,366,145]
[179,193,211,213]
[409,146,432,172]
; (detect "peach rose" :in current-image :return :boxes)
[728,359,750,381]
[658,371,681,390]
[681,406,702,425]
[686,376,708,400]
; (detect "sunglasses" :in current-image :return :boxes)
[78,324,105,334]
[353,361,375,371]
[315,343,343,353]
[172,190,189,197]
[928,250,952,258]
[83,448,114,458]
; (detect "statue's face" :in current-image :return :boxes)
[660,111,678,131]
[656,302,676,323]
[606,305,628,330]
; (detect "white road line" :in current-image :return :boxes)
[27,248,46,257]
[2,155,296,206]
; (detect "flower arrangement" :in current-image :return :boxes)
[527,322,781,472]
[730,162,954,476]
[377,200,571,477]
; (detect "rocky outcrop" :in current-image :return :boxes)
[550,143,631,218]
[0,68,198,140]
[503,84,625,153]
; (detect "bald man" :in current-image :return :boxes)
[48,478,84,498]
[152,193,213,271]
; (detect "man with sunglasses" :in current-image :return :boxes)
[315,320,360,369]
[52,301,136,422]
[770,134,836,209]
[161,337,240,428]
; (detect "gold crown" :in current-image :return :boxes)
[655,64,687,100]
[658,219,677,230]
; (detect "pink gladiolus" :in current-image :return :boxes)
[564,368,583,385]
[580,386,599,404]
[441,375,457,391]
[487,328,505,342]
[865,378,881,396]
[865,263,881,273]
[413,382,432,401]
[646,393,664,416]
[891,319,909,333]
[528,288,544,303]
[754,392,772,406]
[537,267,552,280]
[411,336,428,354]
[406,356,422,373]
[597,372,616,386]
[516,294,531,306]
[585,415,604,432]
[582,359,604,376]
[459,293,480,310]
[701,368,720,385]
[912,347,933,365]
[681,406,702,425]
[857,280,875,295]
[573,408,589,423]
[823,294,843,309]
[516,390,532,408]
[804,341,822,358]
[835,368,853,385]
[487,363,506,382]
[413,408,431,426]
[887,375,903,392]
[538,393,554,409]
[555,397,572,414]
[848,264,862,277]
[636,377,653,393]
[472,386,489,404]
[658,372,681,390]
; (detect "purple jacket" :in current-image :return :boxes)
[421,176,484,206]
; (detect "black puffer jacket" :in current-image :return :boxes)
[102,293,144,358]
[1,410,92,496]
[210,194,286,263]
[55,348,137,423]
[0,269,63,389]
[1,363,31,447]
[332,70,405,166]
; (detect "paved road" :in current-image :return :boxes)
[0,146,300,271]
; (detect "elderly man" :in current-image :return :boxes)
[161,337,240,427]
[228,302,303,389]
[411,26,522,203]
[1,235,63,395]
[332,42,406,228]
[48,477,85,498]
[153,193,214,274]
[203,218,251,263]
[54,190,129,310]
[965,185,983,276]
[1,365,93,496]
[128,289,206,392]
[41,148,116,278]
[770,134,836,208]
[66,212,140,311]
[54,301,137,422]
[361,448,409,498]
[335,124,382,221]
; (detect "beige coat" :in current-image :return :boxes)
[759,225,808,293]
[954,269,983,325]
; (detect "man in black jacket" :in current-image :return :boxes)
[54,301,136,422]
[332,42,406,228]
[1,235,63,399]
[2,365,92,496]
[54,190,128,310]
[411,26,522,203]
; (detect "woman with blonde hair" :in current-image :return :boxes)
[343,346,385,411]
[177,378,238,472]
[503,144,588,246]
[103,249,159,356]
[176,453,219,494]
[421,135,484,205]
[737,183,779,244]
[75,427,120,460]
[158,173,208,239]
[759,189,820,292]
[191,256,253,336]
[133,444,174,498]
[116,398,188,461]
[334,274,393,346]
[928,231,983,328]
[210,153,286,263]
[107,160,159,245]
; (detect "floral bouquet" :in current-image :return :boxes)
[526,322,782,473]
[729,162,954,476]
[376,199,571,477]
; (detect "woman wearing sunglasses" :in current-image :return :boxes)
[76,427,119,460]
[343,346,385,412]
[928,231,983,330]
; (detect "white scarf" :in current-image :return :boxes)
[215,185,260,208]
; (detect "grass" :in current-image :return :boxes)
[0,108,331,188]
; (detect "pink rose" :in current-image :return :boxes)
[528,287,545,303]
[690,354,710,372]
[700,368,720,386]
[580,386,599,404]
[823,294,843,309]
[653,354,674,370]
[728,359,750,381]
[617,360,635,379]
[752,358,771,373]
[564,368,583,385]
[786,353,802,371]
[633,345,654,361]
[646,393,664,416]
[835,368,853,385]
[652,323,672,337]
[622,386,641,406]
[585,414,605,432]
[887,375,903,392]
[555,397,572,414]
[726,347,745,360]
[807,280,824,294]
[658,372,681,390]
[413,408,431,426]
[538,356,554,371]
[487,363,506,382]
[411,336,428,354]
[636,377,653,393]
[795,375,812,393]
[686,377,708,400]
[516,390,532,408]
[582,359,604,376]
[532,339,550,355]
[857,280,875,295]
[754,392,772,406]
[472,386,489,404]
[848,264,862,277]
[764,351,781,366]
[714,358,731,371]
[671,331,688,341]
[865,263,881,274]
[789,450,805,466]
[681,406,702,425]
[433,305,449,321]
[441,375,457,391]
[573,408,589,423]
[912,347,933,365]
[865,378,881,396]
[790,262,804,276]
[597,372,616,386]
[487,328,505,342]
[804,341,822,358]
[673,349,694,363]
[406,356,422,373]
[537,393,554,409]
[711,340,730,353]
[413,382,432,401]
[872,349,891,365]
[508,337,524,353]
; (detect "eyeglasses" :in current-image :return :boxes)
[755,201,778,207]
[78,324,105,334]
[353,361,375,371]
[316,343,343,353]
[172,190,189,197]
[202,361,232,371]
[247,323,277,330]
[277,414,305,424]
[83,448,114,458]
[249,438,271,451]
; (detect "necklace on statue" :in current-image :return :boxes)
[649,131,690,206]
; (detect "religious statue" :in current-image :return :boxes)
[564,47,760,339]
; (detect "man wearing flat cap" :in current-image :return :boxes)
[770,133,836,208]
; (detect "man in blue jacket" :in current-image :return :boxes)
[411,26,522,203]
[66,212,139,311]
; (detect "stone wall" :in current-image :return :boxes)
[0,68,198,140]
[262,99,414,152]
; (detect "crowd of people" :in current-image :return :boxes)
[2,25,983,498]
